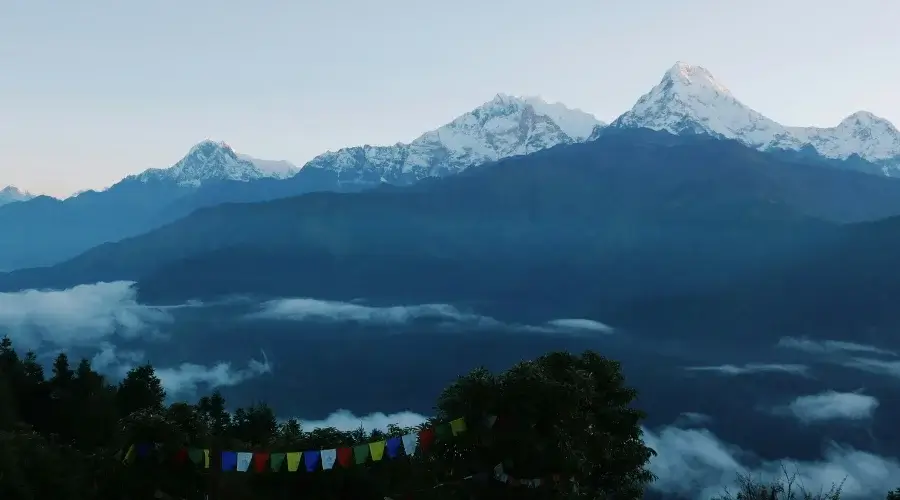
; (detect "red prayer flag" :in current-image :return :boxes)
[253,452,270,473]
[173,448,188,464]
[418,427,435,452]
[337,447,353,468]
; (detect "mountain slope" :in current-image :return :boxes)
[12,129,900,300]
[0,142,256,270]
[611,62,900,172]
[0,186,34,207]
[609,213,900,344]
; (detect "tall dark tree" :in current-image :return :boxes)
[116,364,166,417]
[434,350,656,499]
[197,389,231,436]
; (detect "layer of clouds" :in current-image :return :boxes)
[251,298,615,335]
[644,425,900,500]
[774,391,879,424]
[156,354,272,397]
[683,363,810,377]
[90,341,146,374]
[299,410,430,433]
[777,337,896,357]
[776,337,900,382]
[88,342,272,398]
[842,358,900,379]
[0,281,172,349]
[673,412,714,427]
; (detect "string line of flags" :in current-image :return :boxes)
[123,415,493,472]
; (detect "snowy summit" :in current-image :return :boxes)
[0,186,35,207]
[132,140,268,187]
[301,94,604,185]
[613,61,900,169]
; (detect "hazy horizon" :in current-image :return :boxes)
[3,0,898,197]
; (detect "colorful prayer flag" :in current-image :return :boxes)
[435,423,452,442]
[304,450,320,472]
[369,440,386,461]
[253,452,269,473]
[450,418,467,435]
[337,447,353,468]
[401,433,417,456]
[221,451,237,471]
[418,428,435,452]
[270,453,286,472]
[286,452,302,472]
[385,437,402,458]
[353,444,370,465]
[236,452,253,472]
[321,449,337,470]
[188,448,204,466]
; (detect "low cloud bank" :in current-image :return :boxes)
[156,354,272,397]
[683,363,810,377]
[842,358,900,380]
[299,410,430,433]
[0,281,172,349]
[774,391,879,424]
[89,342,272,397]
[777,337,896,357]
[644,425,900,499]
[251,297,614,335]
[776,337,900,382]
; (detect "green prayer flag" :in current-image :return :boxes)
[353,444,370,465]
[270,453,286,472]
[188,448,204,465]
[435,423,452,442]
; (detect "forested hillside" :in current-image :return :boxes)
[0,336,658,499]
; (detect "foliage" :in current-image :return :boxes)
[0,336,657,499]
[712,467,845,500]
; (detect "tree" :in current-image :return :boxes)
[434,350,656,499]
[116,364,166,418]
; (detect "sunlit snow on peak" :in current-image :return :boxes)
[665,61,732,96]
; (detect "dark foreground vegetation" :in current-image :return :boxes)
[0,335,896,499]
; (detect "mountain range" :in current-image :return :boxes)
[0,186,34,207]
[2,61,900,273]
[6,127,900,348]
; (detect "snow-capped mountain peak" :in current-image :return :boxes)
[789,110,900,162]
[664,61,732,96]
[132,139,266,187]
[612,61,800,150]
[301,94,604,185]
[0,186,34,206]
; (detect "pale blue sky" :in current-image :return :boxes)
[1,0,897,197]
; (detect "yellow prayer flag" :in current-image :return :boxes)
[369,440,386,461]
[286,452,302,472]
[450,418,467,435]
[122,444,135,464]
[203,449,210,469]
